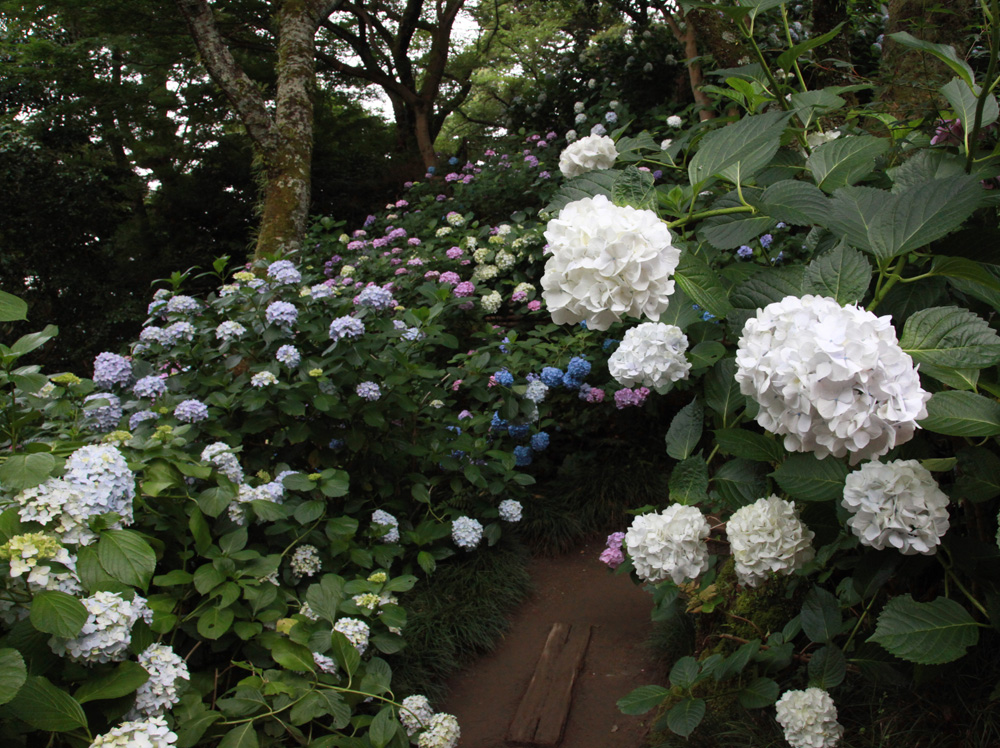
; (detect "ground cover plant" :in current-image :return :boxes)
[3,1,1000,747]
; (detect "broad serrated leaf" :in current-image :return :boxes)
[369,705,398,748]
[738,676,779,708]
[218,723,259,748]
[270,638,314,672]
[545,169,618,214]
[930,256,1000,294]
[612,165,656,209]
[728,266,805,337]
[952,447,1000,502]
[889,31,975,88]
[808,645,847,689]
[705,358,742,425]
[98,530,156,590]
[669,656,701,688]
[711,458,770,508]
[0,649,26,705]
[822,185,889,251]
[9,676,87,732]
[0,290,28,322]
[803,244,872,304]
[306,574,345,623]
[900,306,1000,369]
[674,252,733,319]
[941,77,1000,136]
[0,452,56,492]
[869,594,979,664]
[771,454,849,502]
[759,180,829,225]
[197,607,234,640]
[807,135,888,192]
[920,391,1000,436]
[666,399,704,460]
[617,685,670,715]
[669,456,709,504]
[889,149,967,193]
[714,429,786,462]
[688,111,790,189]
[801,587,842,643]
[666,697,706,737]
[700,213,776,250]
[868,176,984,260]
[658,287,702,330]
[74,661,149,704]
[717,639,760,680]
[30,590,88,639]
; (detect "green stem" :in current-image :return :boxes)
[967,0,1000,172]
[742,16,788,110]
[781,6,809,93]
[867,256,907,312]
[940,550,991,619]
[667,205,755,229]
[843,593,879,653]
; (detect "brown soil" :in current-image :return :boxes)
[440,538,666,748]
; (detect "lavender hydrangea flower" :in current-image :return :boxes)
[133,376,167,400]
[215,321,246,342]
[93,353,132,389]
[265,300,298,327]
[83,393,122,432]
[174,399,209,423]
[329,316,365,342]
[129,410,158,430]
[276,345,300,368]
[371,510,400,543]
[267,260,301,284]
[165,295,200,314]
[356,381,381,401]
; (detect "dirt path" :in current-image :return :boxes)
[440,538,665,748]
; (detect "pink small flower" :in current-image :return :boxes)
[460,259,471,265]
[527,300,542,311]
[487,376,497,388]
[452,379,463,391]
[606,532,625,549]
[424,270,441,279]
[390,258,402,266]
[512,291,528,302]
[407,257,424,266]
[599,547,625,569]
[446,247,464,259]
[586,388,605,404]
[394,268,409,275]
[453,281,475,297]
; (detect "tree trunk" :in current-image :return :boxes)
[879,0,978,118]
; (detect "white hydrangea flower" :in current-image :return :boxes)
[417,713,461,748]
[574,101,585,113]
[0,533,78,591]
[371,510,400,543]
[333,617,370,654]
[51,591,152,664]
[401,694,435,736]
[558,134,617,178]
[89,715,178,748]
[498,499,522,522]
[608,322,691,390]
[806,130,841,148]
[480,291,503,313]
[566,129,578,142]
[625,504,711,584]
[228,480,284,525]
[313,651,338,674]
[524,380,549,403]
[667,114,683,127]
[496,251,516,270]
[775,688,844,748]
[290,545,322,579]
[660,138,673,150]
[250,371,278,388]
[735,295,929,463]
[727,496,815,587]
[127,643,190,718]
[451,516,483,550]
[541,194,681,331]
[215,320,246,341]
[842,459,949,555]
[200,442,244,484]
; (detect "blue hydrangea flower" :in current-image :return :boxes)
[356,381,381,401]
[776,222,787,229]
[494,369,514,387]
[508,423,530,439]
[530,432,550,451]
[93,352,132,389]
[355,285,396,311]
[165,321,195,342]
[129,410,158,430]
[500,336,510,354]
[329,316,365,342]
[562,373,583,389]
[566,356,591,379]
[265,300,298,327]
[276,345,300,368]
[165,295,200,314]
[133,375,167,399]
[759,233,773,249]
[328,438,345,450]
[491,411,508,430]
[702,311,716,321]
[83,392,122,432]
[267,260,301,285]
[175,399,209,423]
[737,245,753,259]
[514,445,533,467]
[602,339,619,351]
[540,367,563,388]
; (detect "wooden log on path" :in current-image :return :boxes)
[506,622,593,747]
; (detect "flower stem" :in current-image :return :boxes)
[667,205,756,229]
[867,256,907,312]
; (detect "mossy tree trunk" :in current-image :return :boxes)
[175,0,343,260]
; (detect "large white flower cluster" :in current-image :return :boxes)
[541,195,681,331]
[334,617,370,654]
[0,533,79,592]
[625,504,710,584]
[89,716,178,748]
[200,442,244,484]
[18,444,135,544]
[227,477,286,525]
[726,496,815,587]
[842,459,950,555]
[451,516,483,550]
[400,694,435,736]
[558,134,618,178]
[128,643,190,718]
[416,713,461,748]
[608,322,691,390]
[51,591,152,664]
[290,544,322,578]
[774,688,844,748]
[735,295,929,463]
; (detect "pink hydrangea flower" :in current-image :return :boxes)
[527,300,542,311]
[454,281,475,297]
[599,547,625,569]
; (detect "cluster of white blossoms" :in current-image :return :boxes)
[558,134,618,178]
[608,322,691,390]
[89,715,178,748]
[842,460,950,555]
[451,516,483,550]
[290,545,322,579]
[416,713,461,748]
[215,320,247,342]
[127,643,190,718]
[371,509,400,543]
[313,651,339,674]
[541,195,681,331]
[727,496,815,587]
[17,444,135,545]
[401,694,436,736]
[0,533,79,592]
[227,476,287,525]
[625,505,711,584]
[333,617,370,654]
[51,591,152,664]
[735,295,929,463]
[250,371,279,388]
[498,499,523,522]
[480,290,503,313]
[200,442,244,484]
[774,688,844,748]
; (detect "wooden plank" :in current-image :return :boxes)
[506,622,593,747]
